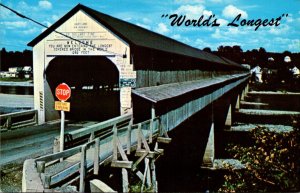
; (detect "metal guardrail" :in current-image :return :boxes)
[0,109,38,132]
[23,115,163,192]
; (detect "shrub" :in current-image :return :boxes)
[219,124,300,192]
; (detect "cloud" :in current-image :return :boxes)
[172,34,182,39]
[175,4,215,20]
[171,34,191,44]
[222,5,248,19]
[286,14,293,23]
[175,4,205,18]
[136,23,151,30]
[210,0,222,3]
[287,39,300,51]
[39,0,52,10]
[155,23,170,34]
[211,28,223,39]
[174,0,205,4]
[268,24,290,35]
[217,18,228,26]
[0,21,27,29]
[21,27,39,35]
[52,15,60,21]
[142,18,152,24]
[194,38,213,48]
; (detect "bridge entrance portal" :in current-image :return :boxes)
[46,56,120,121]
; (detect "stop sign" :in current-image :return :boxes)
[55,83,71,101]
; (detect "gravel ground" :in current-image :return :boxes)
[0,163,23,192]
[248,91,300,95]
[213,159,245,170]
[231,123,294,133]
[238,109,300,115]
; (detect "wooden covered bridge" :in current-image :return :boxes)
[23,4,250,192]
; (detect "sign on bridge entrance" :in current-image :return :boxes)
[55,83,71,102]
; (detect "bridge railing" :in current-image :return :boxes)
[53,114,132,151]
[23,116,161,192]
[0,109,38,132]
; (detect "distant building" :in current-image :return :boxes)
[22,66,33,79]
[250,65,262,83]
[290,66,300,78]
[1,66,33,78]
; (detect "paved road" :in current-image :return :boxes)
[0,121,89,167]
[0,93,33,108]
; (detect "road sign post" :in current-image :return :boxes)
[55,83,71,159]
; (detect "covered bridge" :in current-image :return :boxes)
[28,4,247,124]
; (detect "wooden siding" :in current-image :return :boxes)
[159,76,249,132]
[136,70,243,88]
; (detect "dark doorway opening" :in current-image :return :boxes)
[46,56,120,121]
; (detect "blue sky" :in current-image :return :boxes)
[0,0,299,53]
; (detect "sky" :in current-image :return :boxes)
[0,0,299,53]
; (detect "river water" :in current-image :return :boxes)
[0,85,34,114]
[0,85,33,95]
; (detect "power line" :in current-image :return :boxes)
[0,3,124,57]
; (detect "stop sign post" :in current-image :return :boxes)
[55,83,71,158]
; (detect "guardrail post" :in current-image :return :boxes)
[113,124,118,160]
[44,174,51,189]
[127,119,132,155]
[34,110,38,125]
[94,138,100,175]
[137,123,142,151]
[80,144,87,192]
[149,119,153,144]
[36,161,45,173]
[7,117,12,130]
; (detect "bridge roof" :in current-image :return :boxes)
[28,4,242,69]
[132,73,248,103]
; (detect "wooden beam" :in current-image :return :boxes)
[137,123,142,151]
[138,127,150,152]
[135,170,144,181]
[80,144,87,192]
[122,168,129,193]
[116,138,129,161]
[90,179,116,192]
[111,160,133,169]
[126,119,133,155]
[94,138,100,175]
[132,151,148,171]
[135,150,155,158]
[112,124,118,160]
[157,137,172,144]
[151,159,157,192]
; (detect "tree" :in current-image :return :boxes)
[219,125,300,192]
[203,47,212,53]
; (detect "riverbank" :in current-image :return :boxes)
[0,80,33,87]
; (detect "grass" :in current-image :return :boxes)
[0,77,32,82]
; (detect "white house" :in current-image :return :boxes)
[250,65,262,83]
[290,66,300,77]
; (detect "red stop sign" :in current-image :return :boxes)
[55,83,71,101]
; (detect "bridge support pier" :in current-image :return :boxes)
[202,122,215,167]
[225,105,232,128]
